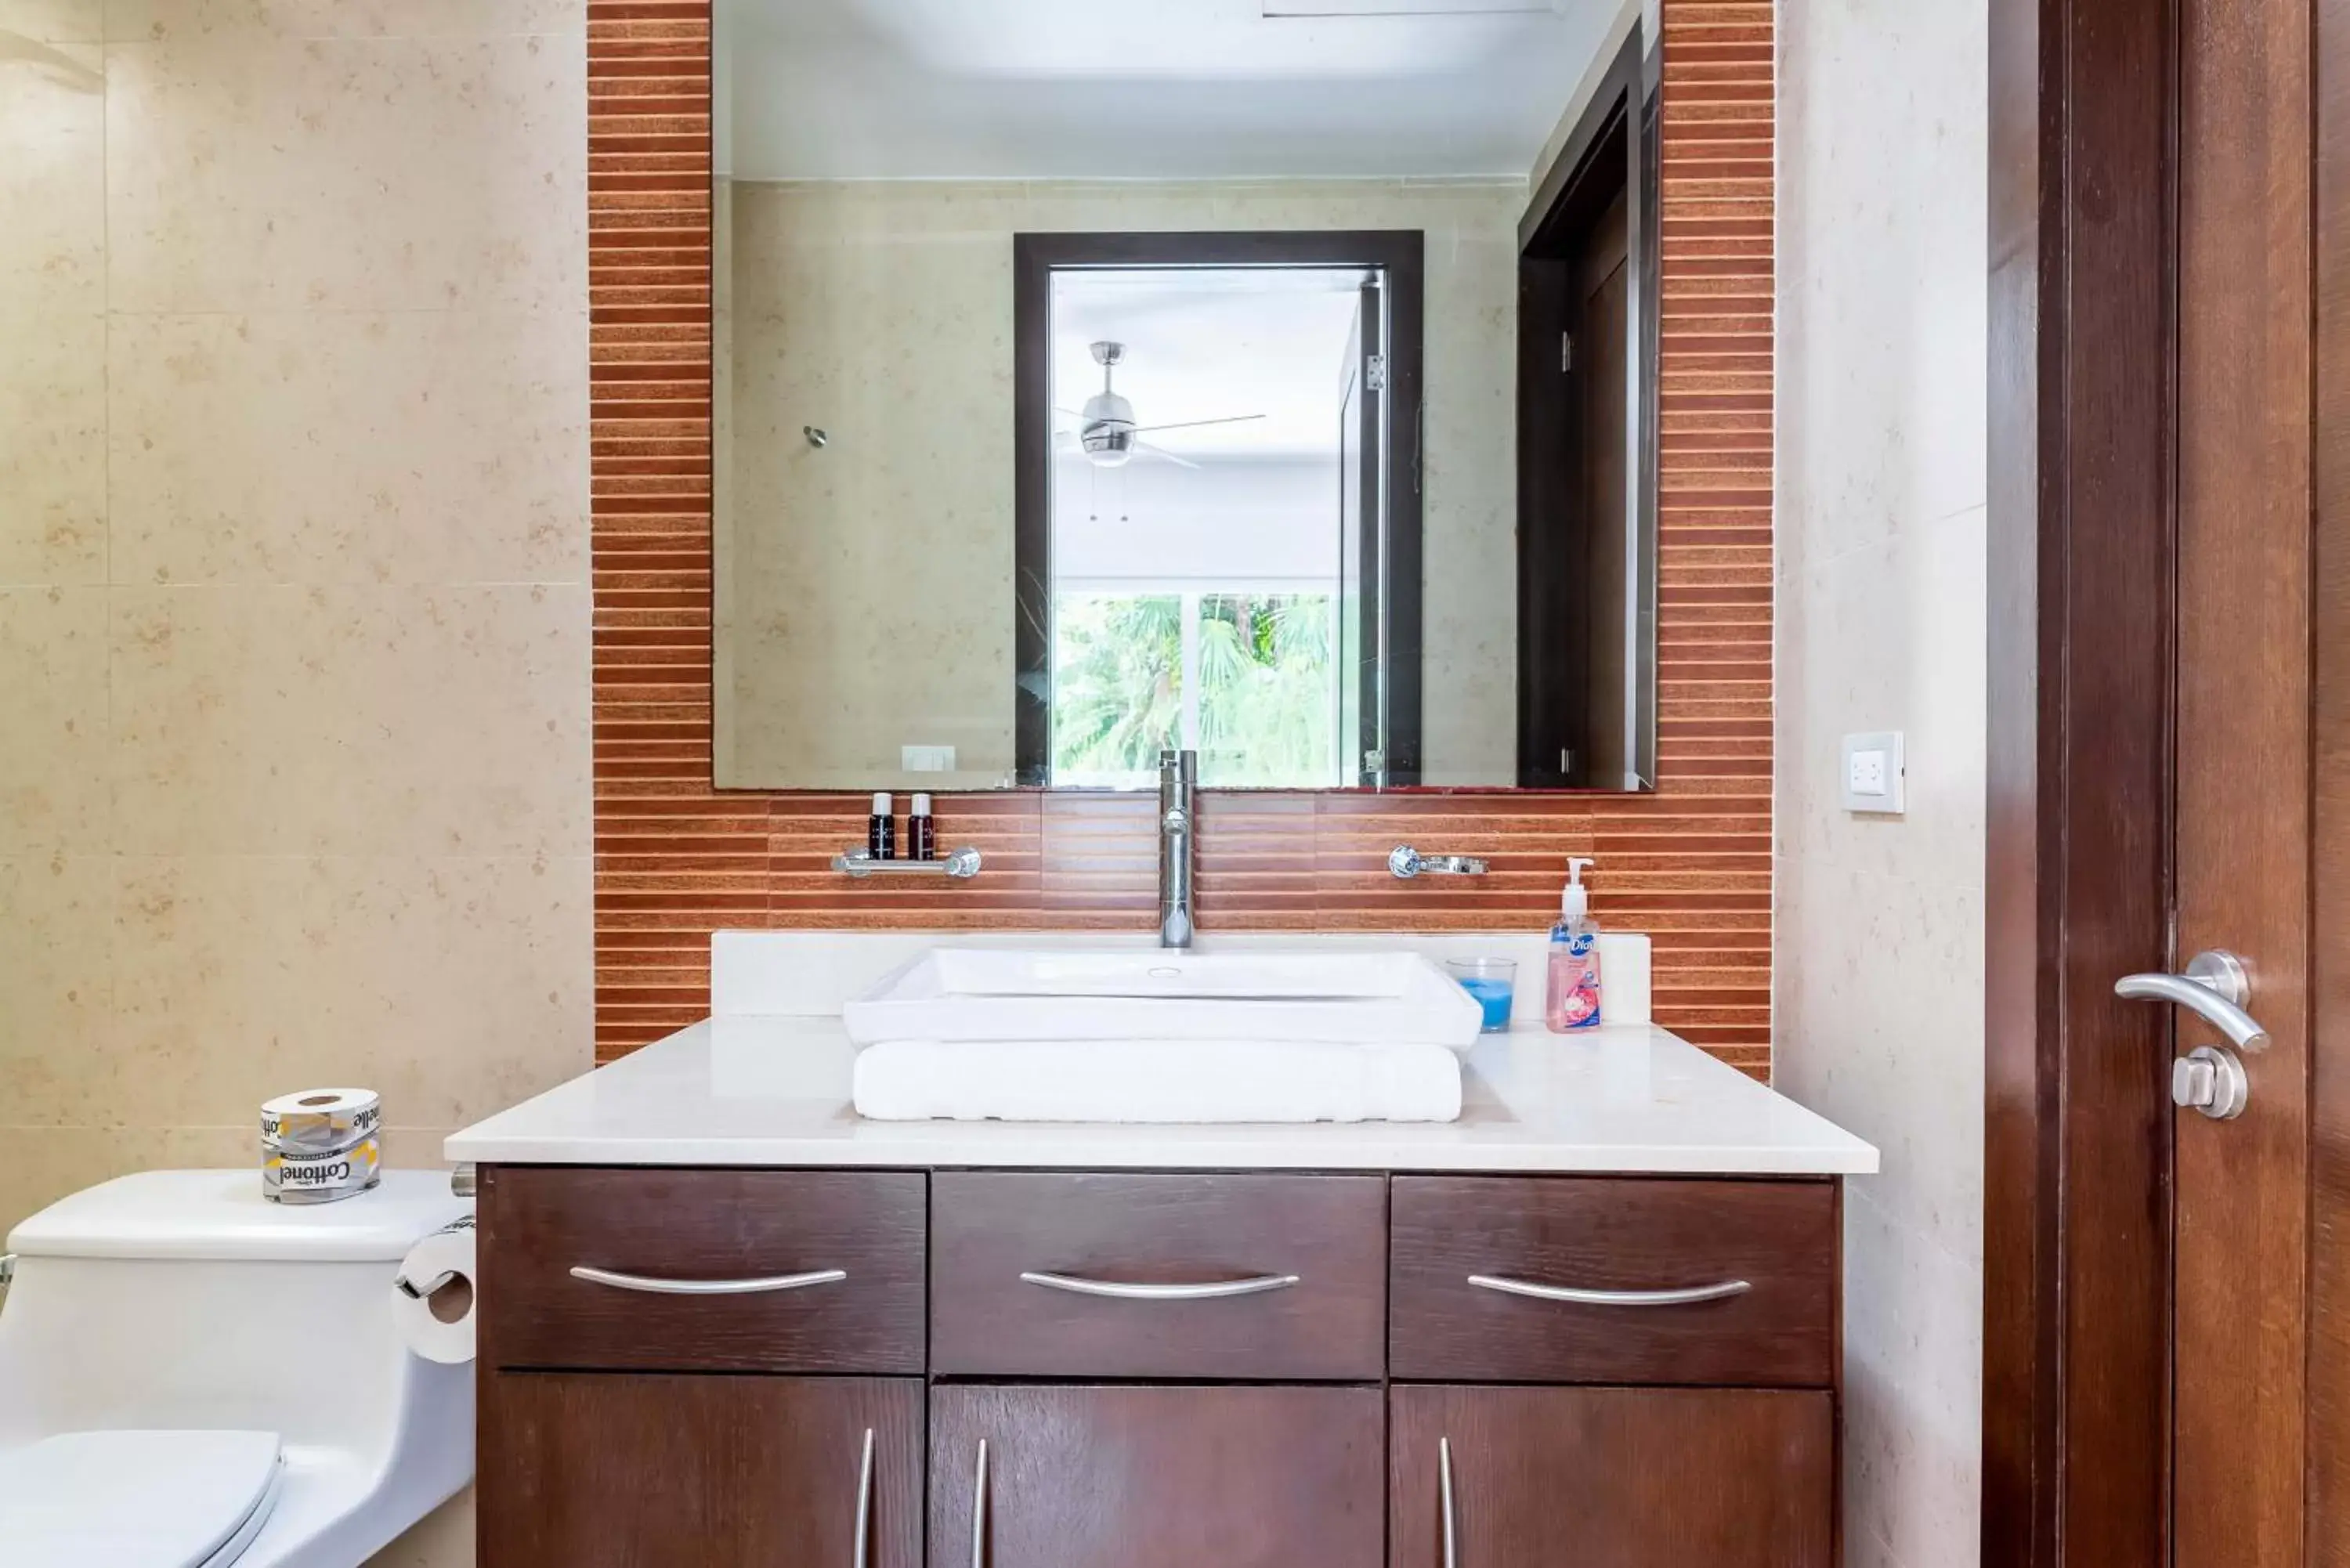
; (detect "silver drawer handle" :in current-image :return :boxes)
[1439,1435,1458,1568]
[1467,1273,1752,1307]
[1018,1270,1300,1301]
[970,1439,989,1568]
[569,1265,848,1296]
[852,1427,875,1568]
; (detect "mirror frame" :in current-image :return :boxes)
[699,11,1676,798]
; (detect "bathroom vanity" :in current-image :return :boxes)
[450,935,1875,1568]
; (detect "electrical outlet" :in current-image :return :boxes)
[1840,731,1905,815]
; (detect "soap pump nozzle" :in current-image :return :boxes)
[1561,857,1596,927]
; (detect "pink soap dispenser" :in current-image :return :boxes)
[1545,857,1603,1031]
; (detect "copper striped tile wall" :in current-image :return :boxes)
[588,0,1774,1072]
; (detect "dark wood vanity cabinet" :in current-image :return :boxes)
[932,1384,1386,1568]
[480,1374,924,1567]
[1390,1386,1835,1568]
[930,1171,1390,1380]
[477,1169,1842,1568]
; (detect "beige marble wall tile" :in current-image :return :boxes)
[0,854,115,1123]
[1417,215,1521,783]
[110,583,590,857]
[0,309,107,584]
[1839,1186,1983,1568]
[0,37,104,316]
[1775,0,1988,1563]
[1777,515,1989,896]
[4,12,584,1564]
[721,179,1018,789]
[106,0,579,42]
[0,1125,466,1238]
[371,1490,473,1568]
[1776,865,1985,1252]
[711,175,739,784]
[0,1122,253,1235]
[110,309,588,586]
[0,586,110,851]
[106,33,584,313]
[1,0,102,41]
[102,852,590,1129]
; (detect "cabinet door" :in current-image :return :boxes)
[481,1372,922,1568]
[930,1384,1383,1568]
[1389,1385,1834,1568]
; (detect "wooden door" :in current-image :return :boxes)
[2170,1,2317,1563]
[1516,186,1629,792]
[1573,187,1633,789]
[479,1374,922,1567]
[1987,0,2350,1563]
[1388,1386,1833,1568]
[928,1384,1383,1568]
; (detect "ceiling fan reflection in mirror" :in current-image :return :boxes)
[1058,341,1267,469]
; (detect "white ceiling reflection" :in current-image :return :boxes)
[718,0,1617,179]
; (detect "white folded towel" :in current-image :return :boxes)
[851,1038,1463,1124]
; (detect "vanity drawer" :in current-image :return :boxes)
[1389,1176,1838,1387]
[479,1166,927,1374]
[930,1172,1388,1379]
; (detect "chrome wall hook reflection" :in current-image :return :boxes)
[1389,845,1489,879]
[804,425,830,449]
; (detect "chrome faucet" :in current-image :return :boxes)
[1157,748,1197,948]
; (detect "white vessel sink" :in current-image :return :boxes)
[843,947,1484,1051]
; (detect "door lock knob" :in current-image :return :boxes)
[2171,1045,2250,1121]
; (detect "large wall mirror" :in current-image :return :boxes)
[712,0,1660,793]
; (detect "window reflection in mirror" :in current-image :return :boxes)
[1020,248,1422,789]
[711,0,1660,793]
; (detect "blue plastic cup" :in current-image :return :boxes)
[1444,956,1518,1033]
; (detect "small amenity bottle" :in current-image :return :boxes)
[868,792,896,862]
[1545,856,1603,1031]
[908,793,937,862]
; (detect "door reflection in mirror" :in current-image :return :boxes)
[1019,246,1422,789]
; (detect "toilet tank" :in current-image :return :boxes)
[0,1170,472,1453]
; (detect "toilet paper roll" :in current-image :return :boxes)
[261,1087,381,1153]
[391,1216,477,1366]
[263,1134,381,1205]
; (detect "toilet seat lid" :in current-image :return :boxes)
[0,1429,285,1568]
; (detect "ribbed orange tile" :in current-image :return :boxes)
[585,0,1775,1066]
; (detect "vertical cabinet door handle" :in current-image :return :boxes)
[970,1438,989,1568]
[851,1427,874,1568]
[1439,1436,1458,1568]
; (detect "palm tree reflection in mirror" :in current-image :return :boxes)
[1050,592,1338,789]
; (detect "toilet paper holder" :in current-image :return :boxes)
[395,1180,475,1301]
[395,1267,457,1301]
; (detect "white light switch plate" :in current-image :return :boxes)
[1840,731,1905,815]
[901,745,956,772]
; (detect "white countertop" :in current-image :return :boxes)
[444,1017,1879,1175]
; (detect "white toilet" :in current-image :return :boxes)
[0,1169,475,1568]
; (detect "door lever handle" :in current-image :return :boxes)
[2113,949,2269,1052]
